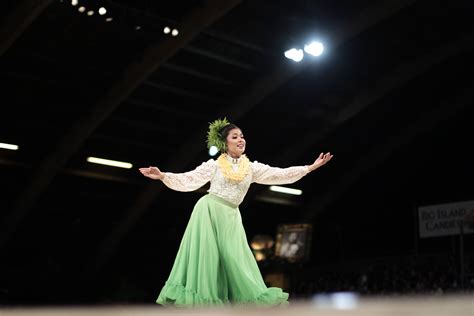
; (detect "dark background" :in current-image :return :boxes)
[1,0,473,305]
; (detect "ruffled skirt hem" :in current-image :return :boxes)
[156,282,289,307]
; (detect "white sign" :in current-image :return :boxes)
[418,200,474,238]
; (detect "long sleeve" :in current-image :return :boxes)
[251,161,310,185]
[161,159,216,192]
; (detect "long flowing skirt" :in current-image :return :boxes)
[156,194,289,307]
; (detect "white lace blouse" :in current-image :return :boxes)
[161,155,310,206]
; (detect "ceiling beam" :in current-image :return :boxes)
[0,0,53,57]
[126,98,209,119]
[246,34,474,210]
[202,29,267,55]
[104,0,266,56]
[301,85,474,221]
[0,0,242,248]
[85,0,418,276]
[270,34,474,167]
[90,134,173,154]
[183,45,255,71]
[142,80,225,103]
[162,62,238,86]
[0,158,140,185]
[109,116,183,135]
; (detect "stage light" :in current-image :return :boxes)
[71,0,78,6]
[105,17,113,22]
[135,25,141,31]
[270,185,302,195]
[78,6,86,13]
[0,142,19,151]
[163,26,171,34]
[87,10,94,16]
[250,235,274,250]
[284,48,303,62]
[86,157,133,169]
[312,292,359,310]
[208,145,218,156]
[98,7,107,15]
[171,28,179,36]
[254,251,266,261]
[304,41,324,56]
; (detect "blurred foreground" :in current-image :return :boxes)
[0,294,473,316]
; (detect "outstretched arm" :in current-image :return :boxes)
[308,152,333,172]
[252,152,333,185]
[139,159,216,192]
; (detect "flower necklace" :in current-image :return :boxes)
[217,153,250,182]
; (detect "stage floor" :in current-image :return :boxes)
[0,294,473,316]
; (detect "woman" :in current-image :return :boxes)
[139,118,333,307]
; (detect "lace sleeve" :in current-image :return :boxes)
[251,161,310,185]
[161,159,216,192]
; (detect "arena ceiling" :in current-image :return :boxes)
[1,0,473,304]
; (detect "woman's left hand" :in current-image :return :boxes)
[309,152,333,171]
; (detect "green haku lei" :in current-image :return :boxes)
[206,117,230,153]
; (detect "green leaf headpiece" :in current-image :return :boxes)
[206,117,230,153]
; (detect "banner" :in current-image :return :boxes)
[418,200,474,238]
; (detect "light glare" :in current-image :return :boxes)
[0,142,19,151]
[87,157,133,169]
[284,48,304,62]
[87,10,94,16]
[304,41,324,56]
[208,146,219,156]
[171,29,179,36]
[105,17,113,22]
[163,26,171,34]
[78,6,86,13]
[269,185,302,195]
[98,7,107,15]
[312,292,359,310]
[71,0,79,6]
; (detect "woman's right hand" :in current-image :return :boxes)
[139,166,164,180]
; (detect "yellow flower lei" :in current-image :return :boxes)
[217,153,250,182]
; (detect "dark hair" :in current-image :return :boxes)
[220,124,241,141]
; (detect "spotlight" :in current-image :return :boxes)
[270,185,302,195]
[87,157,133,169]
[78,6,86,13]
[304,41,324,56]
[105,17,113,22]
[87,10,94,16]
[98,7,107,15]
[163,26,171,34]
[171,28,179,36]
[254,251,266,262]
[71,0,78,6]
[284,48,304,62]
[0,142,19,151]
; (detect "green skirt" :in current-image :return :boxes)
[156,194,289,307]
